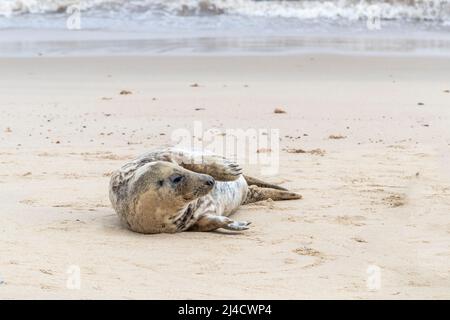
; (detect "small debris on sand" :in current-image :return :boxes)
[329,134,346,139]
[190,83,200,87]
[352,237,367,243]
[286,148,326,156]
[309,148,326,156]
[4,127,12,133]
[257,148,272,153]
[22,172,32,177]
[286,148,307,154]
[119,90,132,95]
[443,90,449,93]
[274,107,286,114]
[101,97,112,100]
[195,108,205,111]
[417,102,424,106]
[39,269,53,275]
[293,247,322,257]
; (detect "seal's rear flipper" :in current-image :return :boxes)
[243,185,302,204]
[244,175,288,191]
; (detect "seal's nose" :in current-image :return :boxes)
[205,177,215,187]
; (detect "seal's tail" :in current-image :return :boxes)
[243,175,288,191]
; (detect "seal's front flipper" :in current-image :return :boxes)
[223,220,251,231]
[189,214,250,232]
[182,156,242,181]
[243,185,302,205]
[167,150,242,181]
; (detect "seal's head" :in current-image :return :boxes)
[123,161,215,233]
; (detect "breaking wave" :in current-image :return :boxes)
[0,0,450,23]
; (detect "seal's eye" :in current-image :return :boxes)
[169,174,184,185]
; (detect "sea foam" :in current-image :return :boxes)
[0,0,449,24]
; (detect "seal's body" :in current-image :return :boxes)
[109,148,301,234]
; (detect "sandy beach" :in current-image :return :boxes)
[0,54,449,299]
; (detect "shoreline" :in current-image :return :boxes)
[3,29,450,57]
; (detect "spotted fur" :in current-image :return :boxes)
[109,148,301,234]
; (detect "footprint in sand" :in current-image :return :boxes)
[334,215,366,226]
[383,193,407,207]
[246,199,276,210]
[20,199,38,206]
[73,151,131,161]
[37,152,56,157]
[292,246,326,269]
[40,219,87,232]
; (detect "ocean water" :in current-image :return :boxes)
[1,0,450,56]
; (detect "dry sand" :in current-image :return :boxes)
[0,55,449,299]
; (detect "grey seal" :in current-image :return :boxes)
[109,148,301,233]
